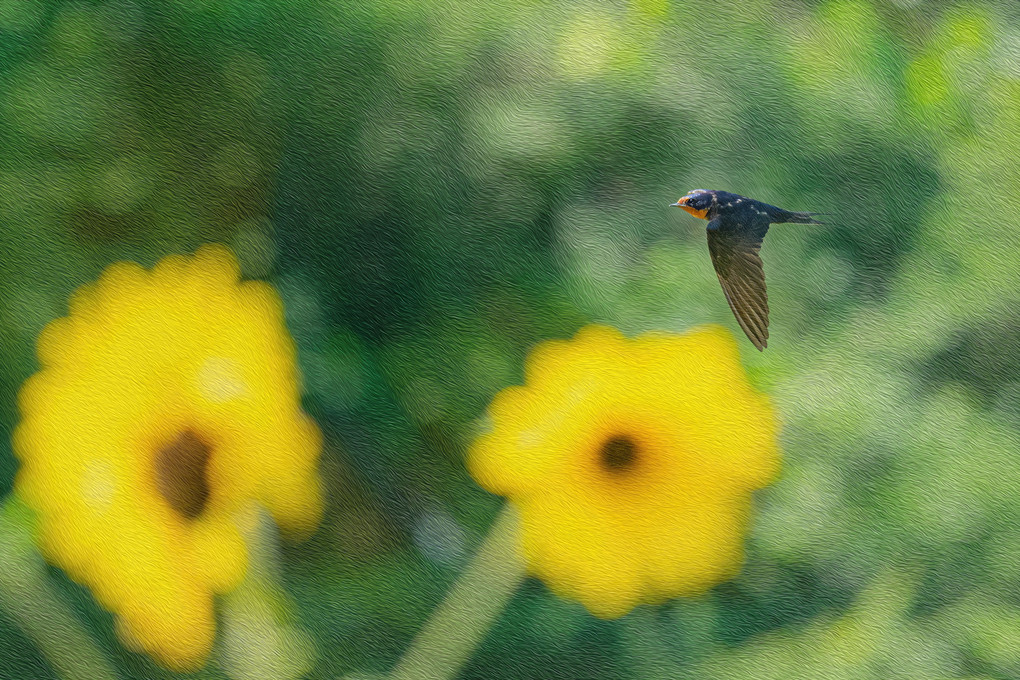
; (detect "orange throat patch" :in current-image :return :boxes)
[679,204,709,220]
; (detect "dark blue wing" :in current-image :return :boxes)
[706,211,771,350]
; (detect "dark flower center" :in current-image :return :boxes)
[599,435,638,472]
[155,429,212,520]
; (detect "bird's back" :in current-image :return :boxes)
[708,191,805,225]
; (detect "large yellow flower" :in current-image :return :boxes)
[469,324,779,618]
[12,245,323,670]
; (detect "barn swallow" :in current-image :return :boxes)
[670,189,823,351]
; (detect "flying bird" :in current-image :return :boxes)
[670,189,822,351]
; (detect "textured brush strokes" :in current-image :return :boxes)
[2,1,1020,678]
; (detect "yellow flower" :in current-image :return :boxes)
[468,324,779,618]
[12,245,323,670]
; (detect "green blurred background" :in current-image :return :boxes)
[3,0,1020,678]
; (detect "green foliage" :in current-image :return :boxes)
[3,0,1020,678]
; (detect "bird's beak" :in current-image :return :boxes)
[669,198,687,208]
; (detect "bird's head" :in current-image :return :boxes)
[670,189,713,219]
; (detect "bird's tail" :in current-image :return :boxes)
[776,210,826,225]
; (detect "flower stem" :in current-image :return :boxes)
[387,504,526,680]
[0,496,118,680]
[218,506,315,680]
